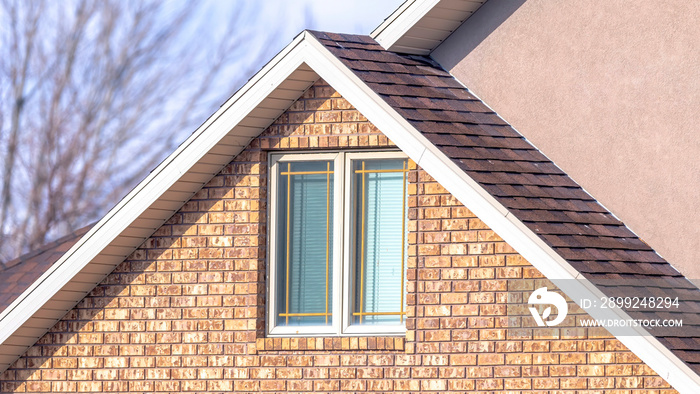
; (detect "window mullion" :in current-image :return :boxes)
[334,152,346,336]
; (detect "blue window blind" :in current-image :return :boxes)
[352,159,408,325]
[276,161,333,326]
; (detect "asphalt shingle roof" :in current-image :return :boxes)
[310,30,700,373]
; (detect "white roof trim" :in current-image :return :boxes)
[0,30,697,392]
[371,0,433,43]
[371,0,486,55]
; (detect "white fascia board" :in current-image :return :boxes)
[0,34,311,345]
[370,0,417,39]
[303,34,700,393]
[371,0,439,51]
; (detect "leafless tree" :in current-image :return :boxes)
[0,0,278,262]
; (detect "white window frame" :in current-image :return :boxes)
[267,150,408,337]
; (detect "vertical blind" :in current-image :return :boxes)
[353,159,408,325]
[276,161,333,326]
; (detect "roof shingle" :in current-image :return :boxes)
[0,225,91,313]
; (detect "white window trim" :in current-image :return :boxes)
[267,150,408,337]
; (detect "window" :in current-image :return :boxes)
[268,151,408,336]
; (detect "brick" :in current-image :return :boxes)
[421,379,447,391]
[617,376,644,388]
[523,340,550,352]
[495,341,521,353]
[589,352,616,364]
[477,353,504,365]
[504,378,531,390]
[533,353,559,365]
[465,366,492,378]
[551,340,577,352]
[475,378,503,390]
[505,353,532,365]
[550,365,577,377]
[589,377,616,389]
[468,341,494,353]
[644,376,672,388]
[412,367,438,378]
[532,378,559,390]
[560,377,588,389]
[616,352,642,363]
[521,366,548,379]
[560,352,587,364]
[441,293,468,304]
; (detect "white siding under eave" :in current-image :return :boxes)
[373,0,485,55]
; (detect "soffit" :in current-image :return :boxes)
[372,0,486,55]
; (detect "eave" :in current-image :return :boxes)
[371,0,486,55]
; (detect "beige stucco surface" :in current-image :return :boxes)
[432,0,700,281]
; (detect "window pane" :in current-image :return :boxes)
[276,161,333,326]
[352,159,407,325]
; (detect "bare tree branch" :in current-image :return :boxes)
[0,0,281,262]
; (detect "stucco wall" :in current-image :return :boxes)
[432,0,700,281]
[0,80,674,392]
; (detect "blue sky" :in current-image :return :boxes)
[211,0,404,54]
[140,0,408,154]
[156,0,405,128]
[185,0,405,125]
[283,0,403,35]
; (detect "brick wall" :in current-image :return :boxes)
[0,80,676,392]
